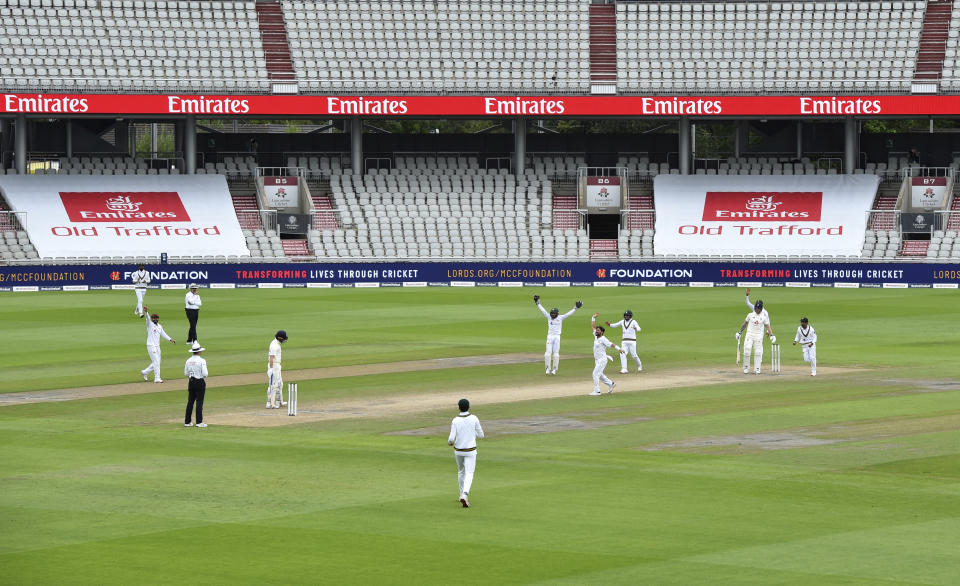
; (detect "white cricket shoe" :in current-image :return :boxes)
[754,370,761,375]
[589,390,602,396]
[551,369,557,375]
[196,423,208,428]
[811,372,817,377]
[281,401,288,406]
[142,372,148,381]
[607,381,616,394]
[460,494,470,508]
[545,370,550,375]
[637,364,643,372]
[743,367,749,374]
[266,402,272,408]
[619,369,628,374]
[154,379,164,384]
[184,422,193,427]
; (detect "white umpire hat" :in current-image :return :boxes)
[188,283,199,289]
[189,341,205,353]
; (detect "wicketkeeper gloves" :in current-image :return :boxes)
[533,295,540,303]
[575,300,583,308]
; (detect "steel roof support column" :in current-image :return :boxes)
[184,116,196,174]
[351,118,362,174]
[14,115,26,175]
[678,117,691,175]
[514,117,527,176]
[844,117,858,174]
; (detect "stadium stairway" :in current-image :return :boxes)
[589,239,618,260]
[914,0,956,82]
[589,3,617,88]
[552,195,580,231]
[232,194,264,231]
[900,240,930,257]
[311,194,339,231]
[255,0,297,81]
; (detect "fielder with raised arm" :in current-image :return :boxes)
[140,305,176,383]
[534,295,582,375]
[266,330,288,409]
[793,317,818,376]
[590,313,624,395]
[736,301,775,375]
[132,263,150,318]
[605,309,642,373]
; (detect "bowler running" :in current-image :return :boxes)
[793,317,818,376]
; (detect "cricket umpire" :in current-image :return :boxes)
[184,341,209,427]
[184,283,202,344]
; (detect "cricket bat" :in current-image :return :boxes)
[736,338,741,364]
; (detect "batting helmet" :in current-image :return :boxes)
[755,300,764,311]
[550,307,559,316]
[276,330,288,341]
[624,310,633,318]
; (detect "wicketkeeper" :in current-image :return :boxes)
[266,330,288,409]
[534,295,582,375]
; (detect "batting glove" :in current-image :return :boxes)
[533,295,540,303]
[770,335,777,344]
[735,332,741,341]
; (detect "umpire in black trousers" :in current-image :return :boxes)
[184,283,202,344]
[184,341,209,427]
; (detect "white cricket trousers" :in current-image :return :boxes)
[544,335,561,372]
[743,335,764,372]
[267,366,283,405]
[142,344,161,381]
[455,450,477,496]
[802,344,817,374]
[134,288,146,315]
[593,358,612,392]
[620,340,642,371]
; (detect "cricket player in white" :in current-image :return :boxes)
[448,398,484,508]
[140,305,176,383]
[132,263,150,317]
[605,309,642,373]
[590,313,624,395]
[737,301,775,375]
[534,295,582,375]
[266,330,287,408]
[793,317,818,376]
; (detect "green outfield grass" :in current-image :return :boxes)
[2,287,960,584]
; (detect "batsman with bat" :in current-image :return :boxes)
[266,330,288,408]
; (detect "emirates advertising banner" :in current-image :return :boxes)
[6,93,960,117]
[0,175,249,258]
[585,176,621,211]
[263,176,299,208]
[910,177,948,209]
[653,175,880,256]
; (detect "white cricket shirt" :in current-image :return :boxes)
[609,319,641,341]
[184,355,208,379]
[794,325,818,346]
[448,412,484,450]
[744,311,769,338]
[593,335,617,360]
[185,291,202,309]
[145,314,172,346]
[268,338,282,367]
[132,269,150,289]
[538,302,577,337]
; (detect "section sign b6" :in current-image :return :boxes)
[60,192,192,222]
[701,191,823,222]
